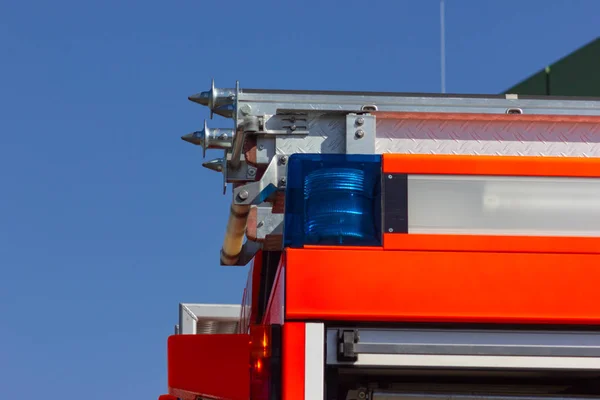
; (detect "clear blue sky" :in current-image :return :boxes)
[0,0,598,398]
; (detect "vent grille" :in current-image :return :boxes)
[196,320,239,335]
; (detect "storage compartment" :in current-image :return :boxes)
[325,326,600,400]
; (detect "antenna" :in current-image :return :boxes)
[440,0,446,93]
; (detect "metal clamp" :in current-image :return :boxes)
[233,155,288,206]
[220,240,262,267]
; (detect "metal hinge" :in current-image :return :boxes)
[337,329,360,362]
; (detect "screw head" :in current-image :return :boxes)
[238,190,249,200]
[280,155,288,165]
[356,117,365,126]
[258,144,265,151]
[247,168,257,177]
[290,124,297,132]
[279,177,287,186]
[388,175,393,179]
[355,129,365,139]
[388,228,394,233]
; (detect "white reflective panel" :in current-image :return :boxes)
[407,175,600,237]
[305,323,324,400]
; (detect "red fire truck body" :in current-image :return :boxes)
[160,81,600,400]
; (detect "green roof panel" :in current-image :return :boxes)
[504,37,600,97]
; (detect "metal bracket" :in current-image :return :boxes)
[256,136,276,165]
[337,329,360,362]
[257,205,284,240]
[230,115,255,171]
[203,154,258,195]
[346,113,376,154]
[233,155,288,206]
[224,157,258,182]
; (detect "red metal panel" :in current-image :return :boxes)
[285,247,600,324]
[263,256,285,325]
[250,250,264,325]
[167,334,250,400]
[383,233,600,254]
[239,251,266,334]
[282,322,305,400]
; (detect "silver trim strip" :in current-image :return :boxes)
[305,323,325,400]
[353,354,600,370]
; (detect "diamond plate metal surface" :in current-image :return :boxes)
[275,113,345,155]
[375,113,600,157]
[272,112,600,157]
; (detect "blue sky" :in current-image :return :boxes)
[0,0,598,398]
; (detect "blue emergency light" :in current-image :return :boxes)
[283,154,382,248]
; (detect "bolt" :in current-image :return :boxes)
[388,175,393,179]
[258,144,265,151]
[247,168,257,177]
[358,392,366,400]
[356,117,365,126]
[388,228,394,233]
[240,104,252,115]
[279,177,287,186]
[355,129,365,139]
[280,155,288,165]
[238,190,249,201]
[290,124,297,132]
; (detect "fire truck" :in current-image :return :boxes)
[159,80,600,400]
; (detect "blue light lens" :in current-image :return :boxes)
[283,154,382,248]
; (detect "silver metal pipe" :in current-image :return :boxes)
[220,203,251,265]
